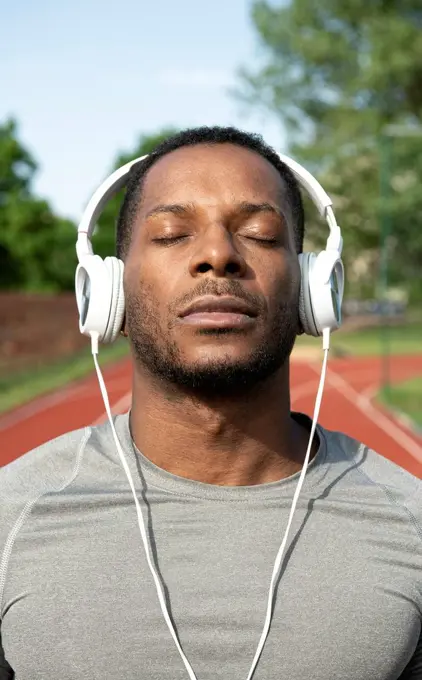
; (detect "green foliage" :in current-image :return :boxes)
[0,119,36,196]
[92,128,179,259]
[237,0,422,300]
[0,121,179,291]
[0,118,77,291]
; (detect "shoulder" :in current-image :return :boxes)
[0,413,127,526]
[0,426,93,547]
[321,424,421,526]
[0,426,91,500]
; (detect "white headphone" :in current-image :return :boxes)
[75,152,344,344]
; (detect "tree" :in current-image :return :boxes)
[0,118,77,291]
[236,0,422,301]
[0,122,179,291]
[92,128,179,259]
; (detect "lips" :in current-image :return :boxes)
[178,295,258,330]
[179,295,257,318]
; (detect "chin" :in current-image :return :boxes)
[168,343,287,395]
[181,338,260,366]
[183,354,255,375]
[132,321,295,393]
[169,357,282,395]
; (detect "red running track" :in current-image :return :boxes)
[1,354,422,477]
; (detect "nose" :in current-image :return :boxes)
[188,224,247,279]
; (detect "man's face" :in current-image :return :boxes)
[124,143,301,394]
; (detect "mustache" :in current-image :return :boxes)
[171,279,266,315]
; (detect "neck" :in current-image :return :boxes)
[129,362,315,486]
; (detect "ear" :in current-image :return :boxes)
[120,313,128,338]
[296,260,304,336]
[296,308,305,335]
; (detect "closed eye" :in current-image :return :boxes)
[152,235,189,246]
[244,236,279,245]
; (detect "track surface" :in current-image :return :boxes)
[1,354,422,477]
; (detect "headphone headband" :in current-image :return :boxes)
[76,152,342,261]
[75,147,344,344]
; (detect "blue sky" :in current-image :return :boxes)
[1,0,286,222]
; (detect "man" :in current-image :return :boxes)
[0,127,421,679]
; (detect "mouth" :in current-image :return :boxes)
[178,296,258,330]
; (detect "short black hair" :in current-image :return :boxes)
[116,126,305,260]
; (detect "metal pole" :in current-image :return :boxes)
[378,133,392,393]
[378,124,422,394]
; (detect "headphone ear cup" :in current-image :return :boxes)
[301,250,344,337]
[103,257,125,344]
[75,255,125,344]
[75,255,113,342]
[298,253,319,337]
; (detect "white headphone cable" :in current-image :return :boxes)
[90,332,198,680]
[245,327,330,679]
[90,327,330,680]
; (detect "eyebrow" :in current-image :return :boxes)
[144,201,285,220]
[144,203,196,219]
[236,202,285,220]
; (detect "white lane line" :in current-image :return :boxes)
[0,384,87,431]
[290,368,378,404]
[92,391,132,426]
[361,383,422,439]
[291,380,320,402]
[309,366,422,463]
[0,365,131,432]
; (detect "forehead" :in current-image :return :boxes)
[138,143,289,214]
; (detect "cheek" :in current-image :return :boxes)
[257,251,300,303]
[124,255,179,320]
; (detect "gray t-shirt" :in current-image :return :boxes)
[0,412,421,679]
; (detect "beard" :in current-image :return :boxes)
[125,279,298,397]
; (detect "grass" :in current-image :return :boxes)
[0,339,130,415]
[294,321,422,357]
[379,376,422,429]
